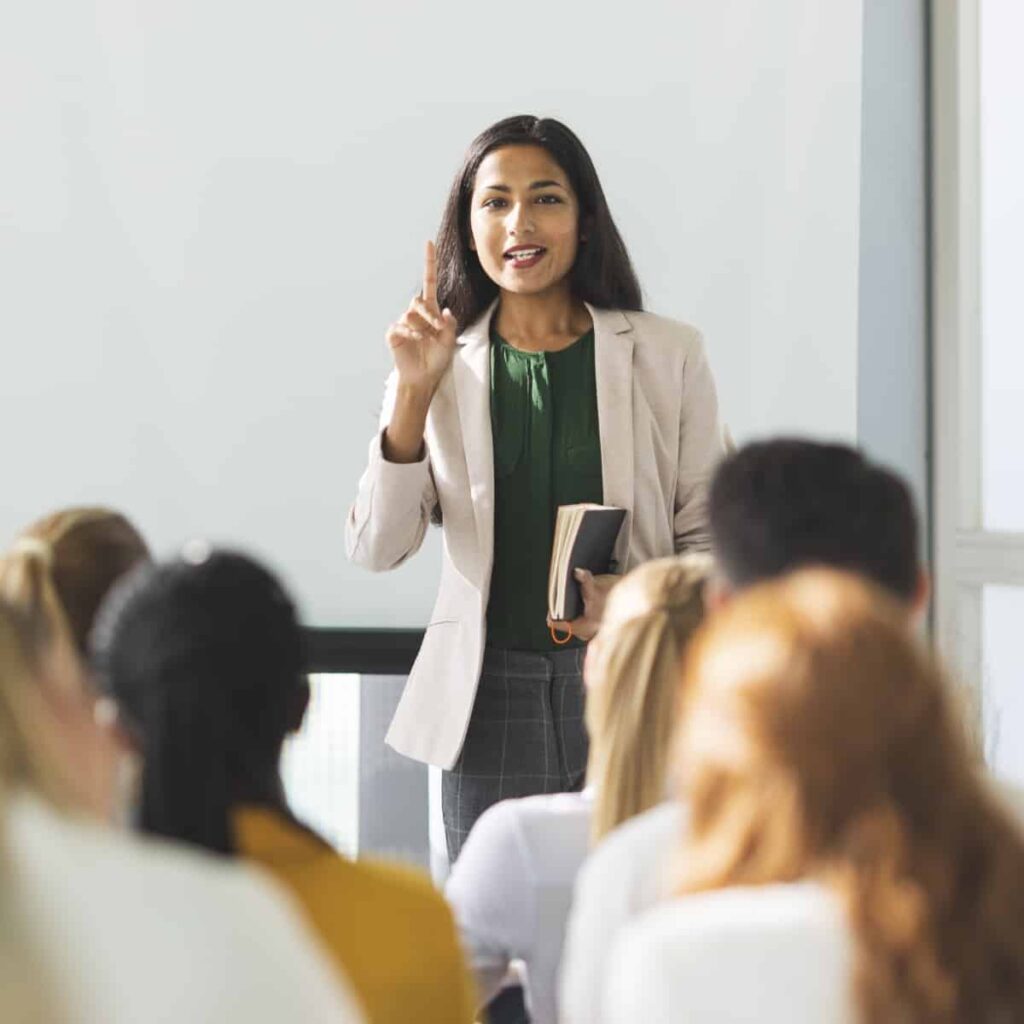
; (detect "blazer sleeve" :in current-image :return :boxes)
[674,332,725,552]
[345,371,439,572]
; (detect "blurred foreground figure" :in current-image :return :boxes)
[93,549,475,1024]
[561,439,935,1024]
[0,507,151,821]
[0,601,363,1023]
[608,571,1024,1024]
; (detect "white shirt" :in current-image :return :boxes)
[8,794,364,1024]
[565,781,1024,1024]
[444,790,593,1024]
[559,801,681,1024]
[606,882,854,1024]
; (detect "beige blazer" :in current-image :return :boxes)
[346,302,724,769]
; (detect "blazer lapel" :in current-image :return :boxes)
[453,300,498,584]
[589,304,636,570]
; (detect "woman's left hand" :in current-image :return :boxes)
[548,569,619,642]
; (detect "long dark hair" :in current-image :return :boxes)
[91,550,307,854]
[436,115,643,327]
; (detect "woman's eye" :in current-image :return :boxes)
[536,194,563,205]
[482,198,507,209]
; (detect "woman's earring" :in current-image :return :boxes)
[93,697,119,729]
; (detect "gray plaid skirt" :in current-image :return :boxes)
[442,645,589,862]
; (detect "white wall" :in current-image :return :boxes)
[3,0,863,627]
[857,0,928,537]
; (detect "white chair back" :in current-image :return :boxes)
[605,882,854,1024]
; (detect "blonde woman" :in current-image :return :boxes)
[445,554,710,1024]
[0,507,151,821]
[0,597,364,1023]
[608,570,1024,1023]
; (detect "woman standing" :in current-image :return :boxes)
[347,115,724,860]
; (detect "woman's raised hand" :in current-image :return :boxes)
[387,241,458,396]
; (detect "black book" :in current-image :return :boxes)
[547,504,627,621]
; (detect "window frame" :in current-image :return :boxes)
[932,0,1024,738]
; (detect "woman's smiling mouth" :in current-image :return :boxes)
[503,245,547,269]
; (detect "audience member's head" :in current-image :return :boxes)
[91,549,309,855]
[0,508,150,679]
[0,508,150,820]
[674,569,1024,1021]
[584,553,710,842]
[708,440,926,615]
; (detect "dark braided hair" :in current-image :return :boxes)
[91,550,307,854]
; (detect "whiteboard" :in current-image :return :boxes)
[3,0,863,626]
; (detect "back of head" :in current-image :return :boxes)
[585,553,711,842]
[675,569,1024,1021]
[0,508,150,676]
[91,550,306,854]
[708,440,919,602]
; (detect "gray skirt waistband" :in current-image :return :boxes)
[482,645,586,680]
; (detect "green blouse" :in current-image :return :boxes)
[485,322,603,652]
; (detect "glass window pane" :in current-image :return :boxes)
[981,0,1024,529]
[982,586,1024,785]
[281,673,359,856]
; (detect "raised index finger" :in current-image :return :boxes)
[422,240,439,311]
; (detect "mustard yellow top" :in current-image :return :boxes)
[234,806,476,1024]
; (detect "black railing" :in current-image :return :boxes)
[302,628,424,676]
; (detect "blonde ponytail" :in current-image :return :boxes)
[0,538,81,695]
[585,554,710,843]
[0,507,149,670]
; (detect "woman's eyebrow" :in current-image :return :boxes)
[477,180,567,193]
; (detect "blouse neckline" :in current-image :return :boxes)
[492,325,595,359]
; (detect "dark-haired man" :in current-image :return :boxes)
[705,439,928,616]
